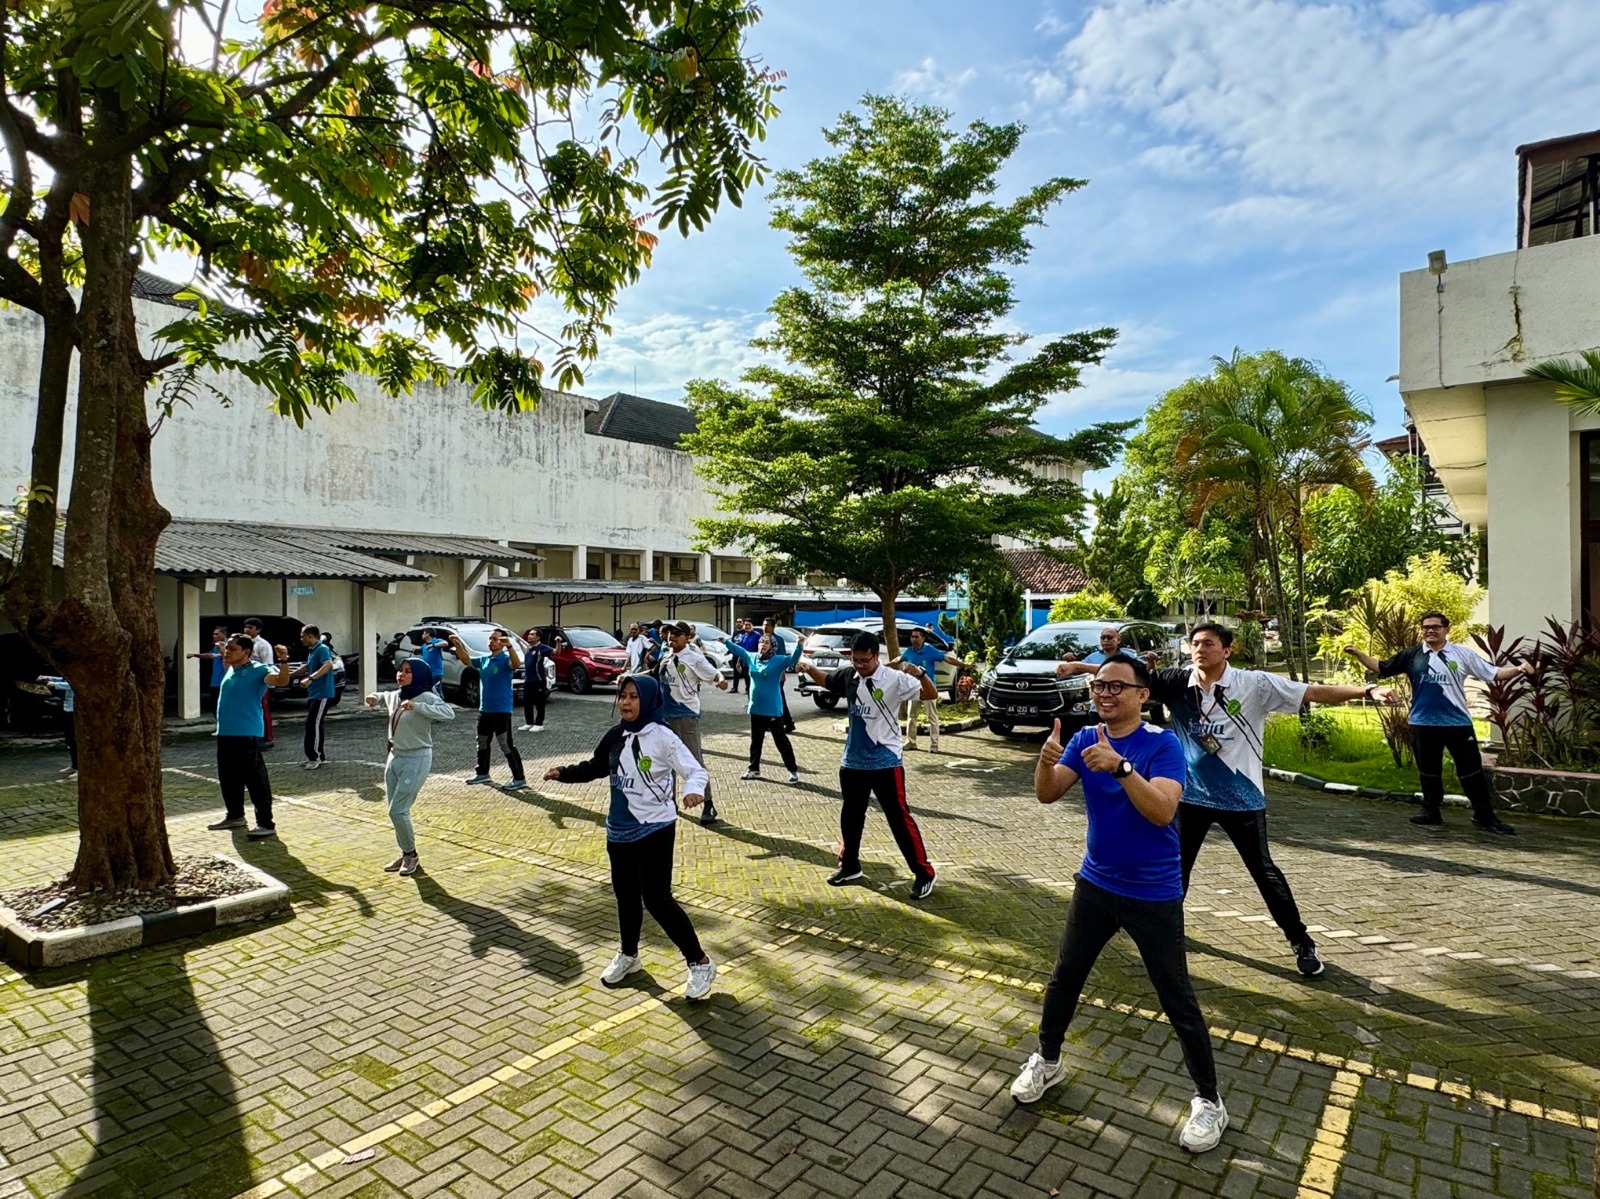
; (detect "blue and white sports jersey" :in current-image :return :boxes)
[1147,664,1307,811]
[1379,643,1496,727]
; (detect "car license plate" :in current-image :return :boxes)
[1009,704,1038,715]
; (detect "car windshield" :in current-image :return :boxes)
[692,625,730,642]
[1008,625,1099,661]
[804,629,856,652]
[564,628,621,650]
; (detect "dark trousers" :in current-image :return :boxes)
[838,766,933,881]
[63,713,77,769]
[303,697,331,762]
[749,715,797,771]
[217,735,274,828]
[1039,876,1219,1101]
[523,685,548,727]
[732,655,750,694]
[261,692,274,745]
[1179,803,1308,946]
[780,687,795,734]
[607,824,703,963]
[1411,724,1496,821]
[475,712,525,780]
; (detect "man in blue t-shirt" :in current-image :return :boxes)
[450,629,527,789]
[1346,611,1531,834]
[890,627,970,752]
[418,632,448,698]
[293,625,338,768]
[207,634,292,838]
[1076,625,1142,667]
[1010,655,1227,1155]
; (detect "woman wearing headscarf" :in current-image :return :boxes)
[543,675,717,999]
[364,658,455,876]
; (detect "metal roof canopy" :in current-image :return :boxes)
[300,527,535,563]
[480,576,940,628]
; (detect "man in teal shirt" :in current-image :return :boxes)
[294,625,338,769]
[207,634,292,839]
[451,629,527,789]
[890,627,968,752]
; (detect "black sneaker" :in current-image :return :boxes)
[207,817,246,831]
[1409,811,1444,826]
[909,875,936,902]
[246,826,278,840]
[1294,941,1324,978]
[827,867,864,886]
[1472,817,1517,835]
[699,800,718,826]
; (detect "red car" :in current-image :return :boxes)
[533,625,629,693]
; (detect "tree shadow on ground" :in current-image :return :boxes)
[231,830,375,916]
[411,872,582,981]
[30,941,255,1199]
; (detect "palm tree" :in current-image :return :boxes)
[1176,351,1373,680]
[1526,351,1600,410]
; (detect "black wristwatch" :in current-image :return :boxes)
[1114,758,1134,779]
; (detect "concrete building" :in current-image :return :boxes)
[1399,130,1600,643]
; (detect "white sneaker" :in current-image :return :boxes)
[303,760,321,770]
[528,725,544,733]
[599,952,641,988]
[686,958,717,1000]
[1180,1096,1228,1152]
[787,770,800,785]
[517,724,534,732]
[1010,1053,1064,1104]
[740,768,761,780]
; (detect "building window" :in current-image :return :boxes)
[585,551,604,581]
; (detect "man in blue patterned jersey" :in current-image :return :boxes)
[1346,612,1531,836]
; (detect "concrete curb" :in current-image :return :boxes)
[1264,766,1470,809]
[0,852,290,969]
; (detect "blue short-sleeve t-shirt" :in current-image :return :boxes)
[901,643,945,675]
[1061,723,1187,901]
[475,652,515,713]
[209,648,227,688]
[216,662,272,737]
[305,643,336,699]
[1082,647,1140,666]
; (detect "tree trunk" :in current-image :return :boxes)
[880,591,900,659]
[1261,510,1297,682]
[53,103,174,892]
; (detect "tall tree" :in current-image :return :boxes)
[0,0,777,890]
[1175,351,1372,680]
[682,95,1122,654]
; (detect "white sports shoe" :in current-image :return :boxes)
[528,724,544,733]
[517,724,534,732]
[1010,1053,1063,1104]
[599,952,641,988]
[1180,1096,1228,1152]
[686,958,717,1000]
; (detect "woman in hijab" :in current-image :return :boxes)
[364,658,455,876]
[543,675,717,999]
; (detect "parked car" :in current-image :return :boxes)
[797,620,961,709]
[194,614,351,704]
[532,625,629,693]
[390,618,527,706]
[976,619,1177,736]
[0,632,64,731]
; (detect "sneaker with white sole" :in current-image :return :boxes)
[245,826,277,840]
[909,875,936,901]
[503,779,528,792]
[465,773,492,785]
[397,853,419,877]
[740,768,761,780]
[383,854,407,873]
[600,952,641,987]
[517,724,534,732]
[207,817,247,831]
[826,866,864,886]
[303,760,321,770]
[686,958,717,1000]
[1010,1053,1064,1103]
[787,770,800,785]
[528,725,544,733]
[1179,1096,1228,1152]
[1294,940,1325,978]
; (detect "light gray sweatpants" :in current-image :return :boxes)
[386,749,432,853]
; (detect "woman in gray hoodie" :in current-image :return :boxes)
[364,659,454,876]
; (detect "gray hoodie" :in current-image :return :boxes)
[374,688,455,752]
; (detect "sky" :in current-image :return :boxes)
[553,0,1600,496]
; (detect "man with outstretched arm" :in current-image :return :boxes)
[796,630,939,900]
[1345,611,1531,834]
[207,634,294,839]
[656,621,730,826]
[1012,656,1227,1154]
[451,628,527,790]
[1059,621,1395,979]
[890,627,970,753]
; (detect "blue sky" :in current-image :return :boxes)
[557,0,1600,494]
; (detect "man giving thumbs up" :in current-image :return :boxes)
[1013,657,1228,1155]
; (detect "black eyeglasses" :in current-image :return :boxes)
[1420,624,1446,632]
[1089,680,1139,696]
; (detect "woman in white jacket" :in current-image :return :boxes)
[544,674,717,1000]
[365,659,454,876]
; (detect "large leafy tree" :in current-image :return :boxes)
[682,95,1124,654]
[1174,351,1372,680]
[0,0,777,890]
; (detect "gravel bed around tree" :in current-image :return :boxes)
[0,855,266,932]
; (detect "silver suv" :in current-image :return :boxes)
[797,620,960,709]
[390,619,528,707]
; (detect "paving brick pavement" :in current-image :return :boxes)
[0,685,1596,1198]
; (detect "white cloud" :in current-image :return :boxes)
[1057,0,1600,234]
[892,57,978,106]
[575,309,779,400]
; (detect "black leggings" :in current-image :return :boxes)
[475,712,525,780]
[1039,876,1218,1101]
[607,824,703,963]
[523,685,548,727]
[63,712,77,769]
[750,715,797,770]
[1411,724,1495,820]
[1179,803,1308,947]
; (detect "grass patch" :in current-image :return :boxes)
[1261,706,1487,793]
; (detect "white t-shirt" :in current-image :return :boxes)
[659,645,721,718]
[825,663,926,768]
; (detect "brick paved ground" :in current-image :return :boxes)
[1,685,1596,1198]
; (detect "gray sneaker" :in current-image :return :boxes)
[503,779,529,792]
[383,854,407,873]
[600,951,642,988]
[1010,1053,1064,1104]
[397,853,419,877]
[686,958,717,1001]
